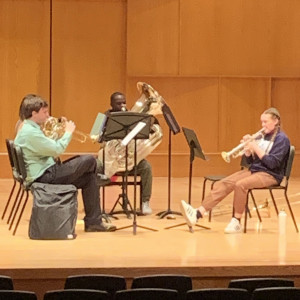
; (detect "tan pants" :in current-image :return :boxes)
[202,170,277,215]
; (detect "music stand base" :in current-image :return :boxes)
[164,222,211,232]
[115,222,158,235]
[156,210,182,219]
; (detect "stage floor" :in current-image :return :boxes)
[0,177,300,299]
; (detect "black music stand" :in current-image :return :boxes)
[101,112,158,234]
[165,127,211,232]
[156,103,182,219]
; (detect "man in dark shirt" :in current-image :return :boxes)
[180,107,290,233]
[98,92,153,215]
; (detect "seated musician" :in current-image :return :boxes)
[97,92,153,215]
[180,107,290,233]
[14,94,116,232]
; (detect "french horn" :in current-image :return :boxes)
[42,116,92,143]
[98,82,164,178]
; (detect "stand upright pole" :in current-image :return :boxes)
[157,128,182,219]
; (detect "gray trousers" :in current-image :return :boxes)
[97,158,152,203]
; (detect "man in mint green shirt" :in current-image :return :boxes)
[15,94,116,232]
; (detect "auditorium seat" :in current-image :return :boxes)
[0,275,14,290]
[186,288,250,300]
[44,289,110,300]
[252,287,300,300]
[0,290,37,300]
[64,274,126,297]
[115,288,179,300]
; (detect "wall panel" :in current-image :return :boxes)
[51,0,126,153]
[180,0,300,76]
[0,0,50,151]
[127,0,179,75]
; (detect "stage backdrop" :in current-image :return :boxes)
[1,0,300,178]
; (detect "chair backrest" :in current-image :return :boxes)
[5,139,20,182]
[13,145,29,190]
[284,145,295,181]
[115,288,179,300]
[252,287,300,300]
[131,274,192,300]
[0,290,37,300]
[186,288,251,300]
[44,289,110,300]
[228,277,294,293]
[64,274,126,296]
[0,275,14,290]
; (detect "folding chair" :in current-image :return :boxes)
[244,145,299,233]
[2,139,22,222]
[8,144,31,235]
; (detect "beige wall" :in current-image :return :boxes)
[1,0,300,178]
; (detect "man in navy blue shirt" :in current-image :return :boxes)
[180,107,290,234]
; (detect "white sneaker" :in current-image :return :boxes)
[180,200,197,227]
[142,201,152,215]
[224,218,242,234]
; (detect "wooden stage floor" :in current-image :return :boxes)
[0,177,300,299]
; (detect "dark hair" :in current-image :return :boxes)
[110,92,125,105]
[19,94,48,120]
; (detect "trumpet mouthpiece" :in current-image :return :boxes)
[221,151,231,163]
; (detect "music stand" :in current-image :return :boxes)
[101,112,158,234]
[156,103,182,219]
[165,127,211,232]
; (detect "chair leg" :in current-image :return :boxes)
[13,191,29,235]
[249,190,262,222]
[9,189,25,230]
[269,190,279,215]
[244,195,249,233]
[1,180,16,220]
[7,186,22,225]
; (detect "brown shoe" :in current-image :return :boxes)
[85,223,117,232]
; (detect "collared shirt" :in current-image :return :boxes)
[14,119,72,184]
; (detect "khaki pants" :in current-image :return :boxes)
[202,170,277,215]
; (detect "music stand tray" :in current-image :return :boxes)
[101,112,158,234]
[165,127,210,232]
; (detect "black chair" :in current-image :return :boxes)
[64,274,126,296]
[0,275,14,290]
[228,277,294,293]
[0,290,37,300]
[252,287,300,300]
[186,288,251,300]
[131,274,192,300]
[8,144,31,235]
[244,145,299,233]
[103,172,142,219]
[44,289,110,300]
[115,288,179,300]
[2,140,22,222]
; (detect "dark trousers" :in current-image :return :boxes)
[35,155,102,226]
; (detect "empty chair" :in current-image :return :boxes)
[252,287,300,300]
[228,277,294,293]
[0,290,37,300]
[186,288,251,300]
[64,274,126,296]
[0,275,13,290]
[44,289,110,300]
[131,274,192,300]
[115,288,179,300]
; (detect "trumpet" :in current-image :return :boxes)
[221,128,265,163]
[42,116,93,143]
